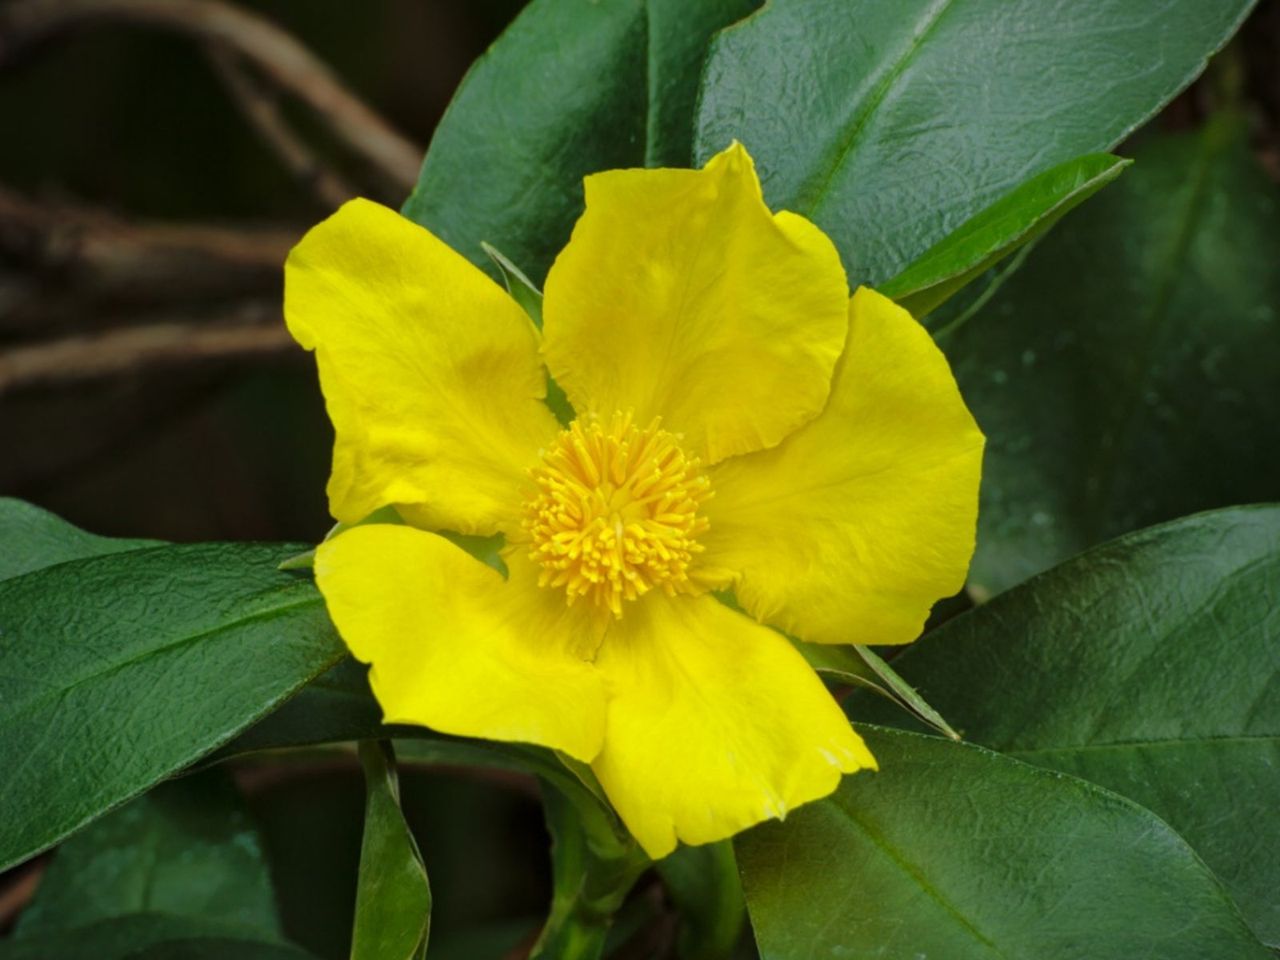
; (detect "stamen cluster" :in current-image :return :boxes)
[523,412,712,616]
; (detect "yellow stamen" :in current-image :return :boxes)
[523,412,712,616]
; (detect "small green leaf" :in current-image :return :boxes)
[738,726,1270,959]
[15,769,280,940]
[852,505,1280,946]
[879,154,1130,317]
[655,842,745,960]
[0,497,161,582]
[0,543,346,872]
[351,741,431,960]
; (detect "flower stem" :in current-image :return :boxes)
[529,775,650,960]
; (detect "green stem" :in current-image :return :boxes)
[529,776,650,960]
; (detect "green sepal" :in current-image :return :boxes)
[880,153,1131,318]
[483,241,575,426]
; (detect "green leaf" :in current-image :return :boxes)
[695,0,1255,285]
[852,506,1280,946]
[0,498,161,582]
[880,154,1130,317]
[944,116,1280,594]
[655,842,745,960]
[351,741,431,960]
[737,726,1270,960]
[0,543,345,871]
[0,916,309,960]
[403,0,758,283]
[15,769,280,940]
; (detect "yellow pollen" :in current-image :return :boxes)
[523,411,712,617]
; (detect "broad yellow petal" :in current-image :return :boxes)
[315,524,607,762]
[591,593,874,859]
[702,286,984,646]
[542,143,848,464]
[286,198,560,534]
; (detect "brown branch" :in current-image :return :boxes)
[0,304,295,394]
[0,0,422,193]
[205,44,354,210]
[0,183,297,308]
[0,860,45,932]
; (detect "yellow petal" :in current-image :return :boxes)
[591,593,874,859]
[314,524,607,762]
[702,286,985,646]
[542,142,848,464]
[285,198,560,534]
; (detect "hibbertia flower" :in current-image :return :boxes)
[284,143,984,858]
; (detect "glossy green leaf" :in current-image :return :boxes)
[944,117,1280,594]
[853,506,1280,946]
[15,769,280,939]
[351,741,431,960]
[880,154,1130,317]
[738,726,1269,960]
[0,543,345,871]
[695,0,1255,285]
[655,842,745,960]
[403,0,758,283]
[0,497,160,582]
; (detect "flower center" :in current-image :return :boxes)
[523,412,712,617]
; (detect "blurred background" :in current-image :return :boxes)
[0,0,526,545]
[1,1,1277,957]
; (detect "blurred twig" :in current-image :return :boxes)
[0,860,44,932]
[0,183,296,309]
[205,45,355,209]
[0,303,294,394]
[0,0,422,194]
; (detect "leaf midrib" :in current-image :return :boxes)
[796,0,960,217]
[0,591,325,734]
[830,794,1010,957]
[1007,733,1279,758]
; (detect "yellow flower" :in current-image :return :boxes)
[284,143,984,859]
